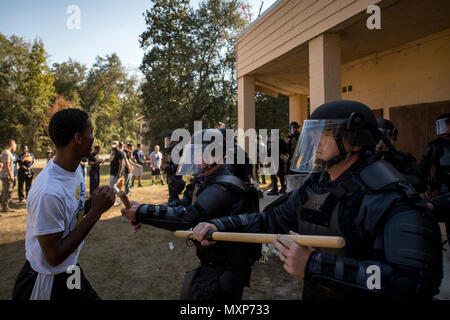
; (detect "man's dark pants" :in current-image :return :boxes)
[89,170,100,196]
[18,170,33,201]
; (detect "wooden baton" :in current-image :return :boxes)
[174,230,345,249]
[117,190,131,209]
[117,191,141,232]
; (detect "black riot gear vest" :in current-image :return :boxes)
[420,137,450,194]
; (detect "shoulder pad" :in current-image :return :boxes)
[196,184,233,214]
[360,160,408,191]
[211,175,249,193]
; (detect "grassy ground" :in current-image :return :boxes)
[0,160,301,300]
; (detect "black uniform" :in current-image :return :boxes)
[224,144,253,183]
[268,138,288,193]
[286,130,300,174]
[163,145,185,202]
[206,157,443,299]
[420,137,450,240]
[420,137,450,195]
[135,165,260,300]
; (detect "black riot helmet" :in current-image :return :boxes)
[290,121,299,134]
[377,118,398,141]
[290,100,380,173]
[164,130,178,149]
[176,128,224,176]
[436,113,450,136]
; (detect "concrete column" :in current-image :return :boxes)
[237,75,255,152]
[308,33,342,112]
[289,94,308,126]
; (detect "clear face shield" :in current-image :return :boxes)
[164,137,171,149]
[436,118,450,136]
[290,119,355,173]
[176,143,223,176]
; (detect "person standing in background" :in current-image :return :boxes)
[80,157,88,186]
[88,146,103,197]
[132,144,145,188]
[1,139,17,213]
[109,141,123,189]
[149,145,164,186]
[125,143,139,195]
[18,146,35,202]
[286,122,300,174]
[46,146,53,163]
[10,150,20,205]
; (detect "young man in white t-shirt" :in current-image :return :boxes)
[12,108,116,300]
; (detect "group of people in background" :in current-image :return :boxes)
[108,142,164,202]
[256,121,302,195]
[0,138,168,213]
[1,139,36,213]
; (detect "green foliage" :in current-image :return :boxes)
[0,33,55,153]
[77,53,142,148]
[52,58,86,106]
[0,32,142,155]
[140,0,249,146]
[255,93,290,139]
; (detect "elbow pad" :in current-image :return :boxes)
[209,213,254,232]
[135,204,191,231]
[305,252,417,299]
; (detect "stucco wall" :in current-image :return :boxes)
[341,28,450,117]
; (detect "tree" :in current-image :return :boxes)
[51,58,86,106]
[139,0,249,146]
[80,53,130,114]
[255,93,289,139]
[0,33,55,153]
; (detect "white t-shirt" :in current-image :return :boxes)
[150,151,163,169]
[25,160,87,275]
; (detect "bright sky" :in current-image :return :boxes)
[0,0,277,72]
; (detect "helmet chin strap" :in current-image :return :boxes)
[201,163,222,176]
[314,132,352,170]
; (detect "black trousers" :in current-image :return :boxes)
[12,260,100,301]
[270,171,286,192]
[18,171,33,201]
[89,170,100,196]
[180,265,249,300]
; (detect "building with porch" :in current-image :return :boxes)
[237,0,450,160]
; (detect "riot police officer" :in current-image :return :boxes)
[218,127,253,183]
[121,129,261,300]
[369,118,426,193]
[286,121,300,174]
[193,100,443,299]
[420,113,450,247]
[420,113,450,195]
[164,131,186,202]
